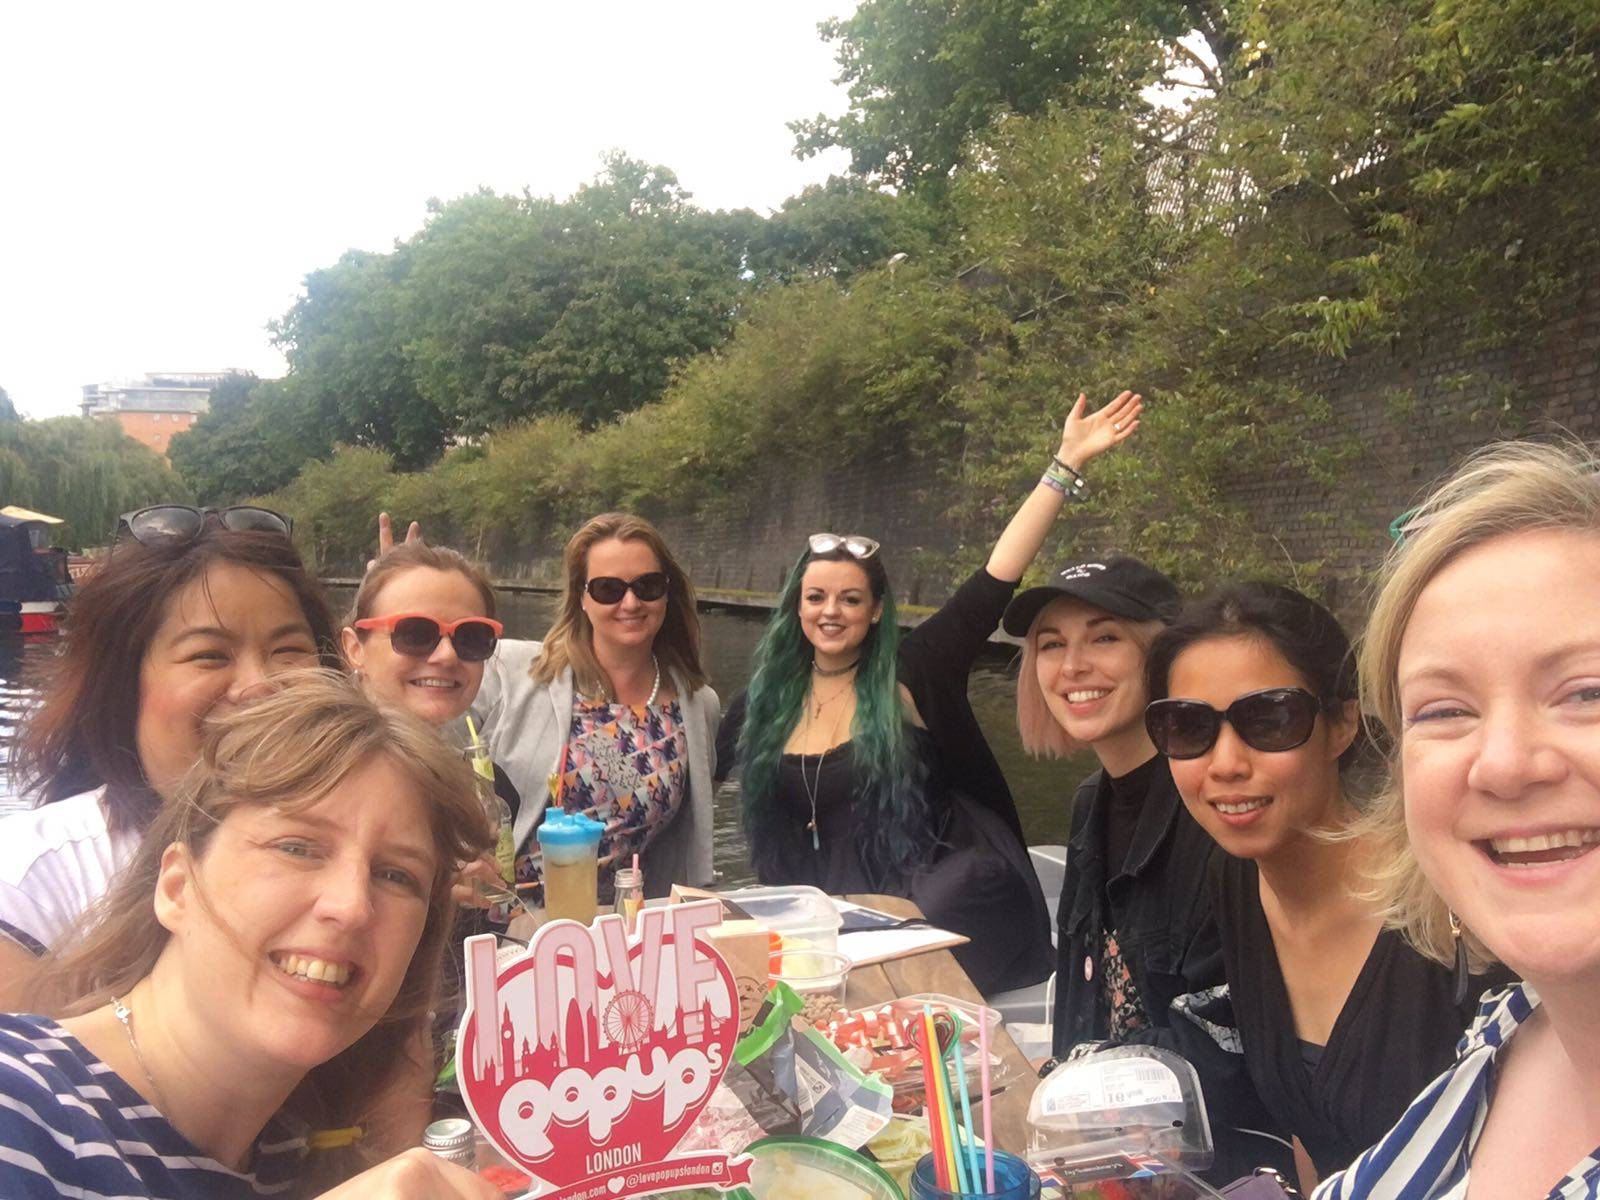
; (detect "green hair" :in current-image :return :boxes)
[737,548,932,882]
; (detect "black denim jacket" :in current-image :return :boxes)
[1050,760,1224,1057]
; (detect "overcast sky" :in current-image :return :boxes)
[0,1,856,418]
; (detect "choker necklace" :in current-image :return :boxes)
[112,995,174,1116]
[812,658,860,678]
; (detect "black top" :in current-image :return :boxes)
[1052,760,1223,1056]
[1215,855,1499,1177]
[1103,756,1158,877]
[716,568,1052,994]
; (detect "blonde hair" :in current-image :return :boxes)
[29,668,491,1169]
[347,541,498,627]
[533,512,708,697]
[1015,602,1165,758]
[1355,438,1600,966]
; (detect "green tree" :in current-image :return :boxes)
[168,374,331,505]
[0,386,18,423]
[271,248,448,467]
[744,177,950,282]
[791,0,1232,191]
[399,156,755,433]
[0,418,188,547]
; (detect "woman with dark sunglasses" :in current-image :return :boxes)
[1144,583,1502,1189]
[467,512,719,903]
[717,391,1141,996]
[0,509,339,1008]
[342,542,517,891]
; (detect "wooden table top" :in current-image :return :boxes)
[841,893,1036,1156]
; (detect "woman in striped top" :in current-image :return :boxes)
[1315,440,1600,1200]
[0,671,500,1199]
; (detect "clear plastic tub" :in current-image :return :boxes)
[1026,1044,1214,1183]
[812,994,1015,1112]
[771,949,852,1024]
[721,884,843,952]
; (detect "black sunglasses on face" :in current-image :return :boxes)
[1145,687,1322,760]
[352,613,504,662]
[584,572,669,605]
[119,504,293,545]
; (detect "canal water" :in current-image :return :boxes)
[2,595,1100,886]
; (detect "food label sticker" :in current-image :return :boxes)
[1039,1060,1182,1117]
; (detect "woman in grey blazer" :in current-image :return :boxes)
[471,513,719,899]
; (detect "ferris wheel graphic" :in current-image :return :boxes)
[603,989,655,1054]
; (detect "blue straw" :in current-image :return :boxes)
[949,1012,983,1192]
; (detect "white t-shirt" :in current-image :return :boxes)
[0,788,140,955]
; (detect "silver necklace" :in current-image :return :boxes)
[798,691,848,851]
[112,994,175,1115]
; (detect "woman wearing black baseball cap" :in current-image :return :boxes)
[1009,557,1295,1178]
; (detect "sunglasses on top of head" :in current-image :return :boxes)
[119,504,293,545]
[1144,687,1322,760]
[584,572,670,605]
[808,532,880,560]
[352,613,504,662]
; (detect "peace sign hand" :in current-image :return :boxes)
[367,511,424,573]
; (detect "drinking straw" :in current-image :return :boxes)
[919,1005,953,1190]
[929,1008,967,1193]
[978,1012,995,1192]
[949,1012,982,1190]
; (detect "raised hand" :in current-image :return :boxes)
[1057,390,1143,472]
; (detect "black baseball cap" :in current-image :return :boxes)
[1002,556,1182,636]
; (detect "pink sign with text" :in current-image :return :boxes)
[457,900,751,1200]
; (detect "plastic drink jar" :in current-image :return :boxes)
[537,809,605,925]
[910,1149,1041,1200]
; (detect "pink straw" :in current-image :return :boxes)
[978,1012,995,1191]
[632,852,640,875]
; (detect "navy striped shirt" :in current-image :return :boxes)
[1313,984,1600,1199]
[0,1013,306,1198]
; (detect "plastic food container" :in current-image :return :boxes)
[770,949,852,1024]
[721,884,843,952]
[815,994,1015,1114]
[1026,1044,1214,1183]
[730,1134,903,1200]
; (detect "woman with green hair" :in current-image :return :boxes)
[716,390,1141,994]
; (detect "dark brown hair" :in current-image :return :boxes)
[533,512,708,696]
[13,528,339,832]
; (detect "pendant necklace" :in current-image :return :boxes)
[808,677,854,721]
[799,683,850,851]
[112,995,175,1116]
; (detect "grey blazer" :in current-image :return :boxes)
[468,638,720,894]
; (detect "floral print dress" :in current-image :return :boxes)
[513,695,688,902]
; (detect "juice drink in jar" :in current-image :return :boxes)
[537,809,604,925]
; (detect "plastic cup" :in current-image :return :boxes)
[536,809,604,925]
[908,1149,1041,1200]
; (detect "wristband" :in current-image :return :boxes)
[1043,460,1087,500]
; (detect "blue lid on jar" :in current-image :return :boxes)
[536,808,605,848]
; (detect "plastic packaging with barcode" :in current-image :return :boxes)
[1026,1044,1214,1181]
